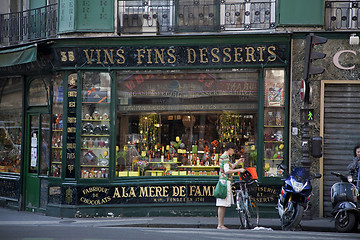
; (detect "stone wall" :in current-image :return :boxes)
[290,36,360,217]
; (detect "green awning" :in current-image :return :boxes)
[0,44,37,68]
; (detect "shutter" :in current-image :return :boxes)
[323,83,360,216]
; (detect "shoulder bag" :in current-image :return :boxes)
[214,160,228,199]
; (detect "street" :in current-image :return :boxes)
[0,225,359,240]
[0,207,359,240]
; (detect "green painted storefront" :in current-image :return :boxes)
[0,34,290,218]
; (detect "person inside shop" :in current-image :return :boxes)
[216,142,245,229]
[347,145,360,189]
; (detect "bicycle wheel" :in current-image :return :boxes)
[246,197,260,228]
[236,192,246,229]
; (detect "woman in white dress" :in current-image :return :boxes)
[216,142,245,229]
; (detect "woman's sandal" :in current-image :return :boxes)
[217,226,229,229]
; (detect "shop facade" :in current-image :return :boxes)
[0,34,290,217]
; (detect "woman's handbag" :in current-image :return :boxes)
[214,175,228,199]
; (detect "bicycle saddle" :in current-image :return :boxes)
[238,170,253,182]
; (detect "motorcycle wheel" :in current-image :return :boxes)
[334,211,357,233]
[281,201,304,231]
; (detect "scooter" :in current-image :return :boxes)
[277,165,321,230]
[330,171,359,232]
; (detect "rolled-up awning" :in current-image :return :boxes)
[0,44,37,68]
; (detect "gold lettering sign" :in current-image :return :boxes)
[79,184,219,205]
[72,44,284,68]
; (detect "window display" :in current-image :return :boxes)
[263,69,285,177]
[81,72,111,178]
[51,74,63,177]
[116,70,258,177]
[0,78,23,174]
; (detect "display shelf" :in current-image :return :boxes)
[179,165,219,169]
[81,119,110,122]
[81,134,110,137]
[81,75,111,179]
[81,165,109,168]
[81,147,110,150]
[51,127,63,177]
[82,102,110,104]
[264,125,284,128]
[264,141,284,143]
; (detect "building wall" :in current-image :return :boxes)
[291,35,360,216]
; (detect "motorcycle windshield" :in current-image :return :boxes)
[291,167,310,183]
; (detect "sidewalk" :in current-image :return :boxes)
[0,207,335,232]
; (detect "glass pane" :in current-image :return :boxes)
[28,78,49,106]
[0,77,23,173]
[116,70,258,177]
[40,114,50,175]
[51,74,63,177]
[80,72,111,179]
[263,69,285,177]
[29,115,39,173]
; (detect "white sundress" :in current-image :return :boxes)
[216,155,234,207]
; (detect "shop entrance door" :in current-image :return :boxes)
[24,111,51,212]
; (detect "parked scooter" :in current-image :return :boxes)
[277,165,322,230]
[330,171,359,232]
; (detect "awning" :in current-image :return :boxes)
[0,44,37,68]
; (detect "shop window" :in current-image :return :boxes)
[116,70,258,177]
[0,77,23,173]
[50,74,63,177]
[80,72,111,179]
[28,78,50,106]
[39,114,51,175]
[263,69,285,177]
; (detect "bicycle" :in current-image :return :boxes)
[233,170,260,229]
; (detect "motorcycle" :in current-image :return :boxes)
[330,171,359,232]
[277,165,321,230]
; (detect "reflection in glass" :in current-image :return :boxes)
[28,78,50,106]
[51,74,63,177]
[0,78,23,173]
[40,114,50,175]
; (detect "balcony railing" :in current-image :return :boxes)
[0,1,276,46]
[0,4,57,46]
[118,0,276,35]
[325,0,360,30]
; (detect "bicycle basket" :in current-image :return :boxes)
[246,167,258,180]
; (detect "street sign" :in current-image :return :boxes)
[300,109,314,122]
[300,79,306,101]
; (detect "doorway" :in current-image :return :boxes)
[23,77,51,212]
[24,112,50,212]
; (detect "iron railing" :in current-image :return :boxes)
[0,1,275,46]
[325,0,360,30]
[0,4,57,46]
[117,0,276,34]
